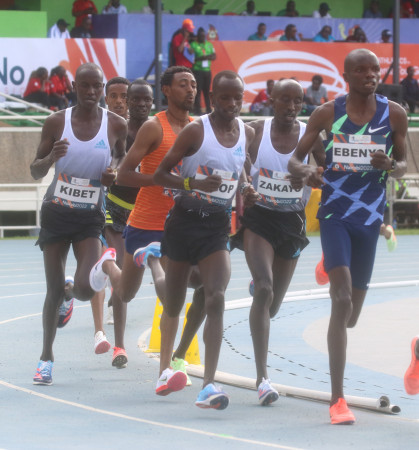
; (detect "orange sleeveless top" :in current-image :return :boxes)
[127,111,191,230]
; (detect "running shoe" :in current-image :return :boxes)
[33,360,53,386]
[329,398,356,425]
[106,305,114,325]
[133,242,161,268]
[112,347,128,369]
[155,368,187,396]
[249,279,254,297]
[385,225,397,252]
[315,253,329,285]
[171,357,192,386]
[57,276,74,329]
[258,378,279,406]
[404,335,419,395]
[195,383,229,410]
[89,248,116,292]
[94,331,111,354]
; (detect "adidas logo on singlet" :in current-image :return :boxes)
[94,139,107,149]
[233,146,243,157]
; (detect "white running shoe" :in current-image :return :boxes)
[89,248,116,292]
[94,331,111,354]
[155,368,187,396]
[258,378,279,406]
[106,305,114,325]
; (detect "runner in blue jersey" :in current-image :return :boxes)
[288,49,408,425]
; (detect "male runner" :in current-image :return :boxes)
[237,79,324,405]
[153,70,258,409]
[30,62,127,385]
[89,66,206,373]
[288,49,407,424]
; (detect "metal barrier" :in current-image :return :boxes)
[387,174,419,228]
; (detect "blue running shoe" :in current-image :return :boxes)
[33,360,53,385]
[133,242,161,268]
[195,383,229,410]
[58,276,74,328]
[258,378,279,406]
[249,279,254,297]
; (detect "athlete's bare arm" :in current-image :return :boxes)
[116,116,163,188]
[370,101,408,178]
[30,112,66,180]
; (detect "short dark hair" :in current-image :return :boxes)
[127,78,153,96]
[258,22,266,29]
[312,75,323,84]
[105,76,129,95]
[75,62,103,80]
[160,66,194,90]
[285,24,296,33]
[212,70,243,92]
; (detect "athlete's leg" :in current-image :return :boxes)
[91,290,106,334]
[270,255,299,318]
[39,240,70,362]
[197,250,231,387]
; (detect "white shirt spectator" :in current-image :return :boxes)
[48,23,71,38]
[102,4,127,14]
[312,10,332,18]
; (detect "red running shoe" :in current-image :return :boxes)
[404,336,419,395]
[315,253,329,285]
[329,398,356,425]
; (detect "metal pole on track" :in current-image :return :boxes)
[393,0,400,84]
[154,0,162,111]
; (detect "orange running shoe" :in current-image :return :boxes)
[329,398,356,425]
[404,336,419,395]
[315,254,329,285]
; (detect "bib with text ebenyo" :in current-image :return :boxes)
[332,133,386,172]
[52,173,101,210]
[257,168,303,206]
[190,165,238,206]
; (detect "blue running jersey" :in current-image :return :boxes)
[318,94,393,226]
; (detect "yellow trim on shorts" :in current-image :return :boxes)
[107,193,135,211]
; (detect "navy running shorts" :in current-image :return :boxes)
[122,225,164,255]
[320,218,381,290]
[105,196,132,234]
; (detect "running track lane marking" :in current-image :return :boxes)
[0,380,303,450]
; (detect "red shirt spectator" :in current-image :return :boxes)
[170,19,195,68]
[24,77,50,97]
[49,75,66,95]
[72,0,98,27]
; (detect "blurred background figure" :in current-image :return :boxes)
[312,2,332,18]
[241,0,257,16]
[72,0,97,27]
[313,25,334,42]
[248,22,267,40]
[401,66,419,113]
[304,75,328,115]
[102,0,127,14]
[184,0,206,15]
[23,67,51,109]
[71,15,92,38]
[363,0,383,18]
[277,0,299,17]
[346,26,368,42]
[250,79,274,116]
[48,18,71,38]
[378,29,392,43]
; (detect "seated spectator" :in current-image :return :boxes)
[72,0,97,27]
[49,66,77,108]
[401,66,419,113]
[170,18,195,68]
[48,18,71,38]
[279,24,298,41]
[70,15,92,37]
[312,2,332,18]
[241,0,257,16]
[138,0,171,14]
[363,0,382,18]
[377,29,392,43]
[250,79,274,116]
[102,0,127,14]
[305,75,328,116]
[346,26,367,42]
[184,0,206,15]
[313,25,334,42]
[277,1,299,17]
[248,23,267,41]
[23,67,51,109]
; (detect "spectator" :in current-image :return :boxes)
[49,65,77,107]
[248,22,267,41]
[346,26,367,42]
[190,27,216,115]
[313,25,334,42]
[169,18,195,68]
[102,0,127,14]
[312,2,332,18]
[377,29,392,43]
[72,0,97,27]
[277,1,299,17]
[401,66,419,113]
[48,18,71,38]
[241,0,257,16]
[304,75,328,115]
[70,15,92,38]
[363,0,382,18]
[250,79,274,116]
[48,67,69,110]
[279,23,298,41]
[184,0,206,15]
[23,67,51,109]
[139,0,171,14]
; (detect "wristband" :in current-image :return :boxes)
[239,182,251,195]
[184,177,191,191]
[388,158,397,173]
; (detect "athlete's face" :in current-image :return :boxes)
[343,52,380,96]
[271,81,303,123]
[165,72,196,111]
[210,76,244,120]
[105,83,128,118]
[73,68,104,107]
[127,84,153,121]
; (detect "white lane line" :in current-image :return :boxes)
[0,380,303,450]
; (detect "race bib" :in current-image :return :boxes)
[257,169,303,206]
[163,163,182,198]
[332,133,386,172]
[52,173,101,210]
[189,166,238,206]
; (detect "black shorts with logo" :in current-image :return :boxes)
[161,204,231,265]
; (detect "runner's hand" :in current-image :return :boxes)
[101,166,116,187]
[242,184,261,208]
[191,174,222,193]
[49,139,69,163]
[370,151,392,171]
